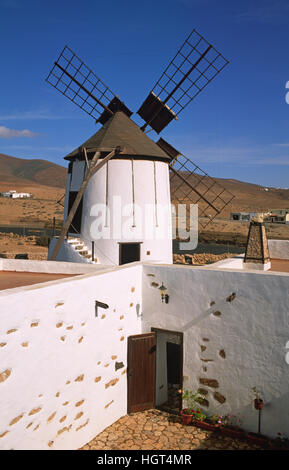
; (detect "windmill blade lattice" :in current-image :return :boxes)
[169,153,234,229]
[138,29,229,133]
[46,45,132,123]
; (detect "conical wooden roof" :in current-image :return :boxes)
[65,111,170,161]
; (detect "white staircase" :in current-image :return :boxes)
[67,237,97,264]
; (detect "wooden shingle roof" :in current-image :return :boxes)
[65,111,170,161]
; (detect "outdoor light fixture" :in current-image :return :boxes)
[95,300,109,317]
[159,283,169,304]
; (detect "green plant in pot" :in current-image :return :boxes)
[218,414,245,439]
[179,390,206,425]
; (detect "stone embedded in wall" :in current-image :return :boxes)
[226,292,236,302]
[66,381,71,385]
[101,314,106,319]
[131,287,135,292]
[56,322,63,328]
[76,419,89,431]
[120,315,124,320]
[81,322,85,326]
[66,325,73,330]
[48,440,54,447]
[75,374,84,382]
[47,412,56,422]
[199,378,219,388]
[214,392,226,404]
[57,424,72,435]
[200,358,214,363]
[151,282,159,288]
[59,416,67,423]
[120,336,125,341]
[78,336,84,343]
[28,407,42,416]
[200,345,206,352]
[62,401,69,406]
[0,369,11,383]
[115,362,124,371]
[111,355,117,360]
[74,412,84,420]
[26,422,33,429]
[9,414,24,426]
[219,349,226,359]
[105,378,119,389]
[129,303,134,307]
[210,301,215,306]
[75,400,84,407]
[60,336,66,341]
[202,366,207,372]
[30,322,39,328]
[56,392,60,397]
[104,363,110,368]
[21,342,29,347]
[33,424,40,431]
[7,329,17,334]
[197,388,208,396]
[55,302,64,308]
[203,338,210,342]
[0,431,9,438]
[95,377,101,383]
[196,397,209,407]
[147,273,155,277]
[105,400,114,409]
[212,311,221,317]
[0,342,7,347]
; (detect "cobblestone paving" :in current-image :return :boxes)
[81,409,267,450]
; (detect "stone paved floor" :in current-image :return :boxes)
[81,409,267,450]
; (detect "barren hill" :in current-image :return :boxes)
[0,153,66,189]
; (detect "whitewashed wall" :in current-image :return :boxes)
[269,239,289,260]
[0,264,142,450]
[65,158,172,266]
[142,264,289,438]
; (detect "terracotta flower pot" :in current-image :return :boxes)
[254,398,264,410]
[180,409,193,425]
[246,432,269,447]
[193,420,219,432]
[219,426,245,440]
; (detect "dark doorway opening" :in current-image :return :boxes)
[152,328,183,415]
[67,191,83,234]
[119,242,141,265]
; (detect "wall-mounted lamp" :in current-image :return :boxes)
[95,300,109,317]
[159,283,169,304]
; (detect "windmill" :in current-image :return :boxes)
[46,28,234,265]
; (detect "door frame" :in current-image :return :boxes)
[151,327,184,412]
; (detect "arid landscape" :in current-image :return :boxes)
[0,153,288,263]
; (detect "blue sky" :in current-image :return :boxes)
[0,0,289,187]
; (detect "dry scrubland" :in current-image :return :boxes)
[0,176,289,263]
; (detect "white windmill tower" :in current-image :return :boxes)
[46,30,234,266]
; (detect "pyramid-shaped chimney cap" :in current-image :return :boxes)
[64,111,170,162]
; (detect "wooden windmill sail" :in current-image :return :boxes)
[46,28,234,262]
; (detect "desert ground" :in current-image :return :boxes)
[0,153,288,263]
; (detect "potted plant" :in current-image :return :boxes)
[218,414,246,439]
[179,389,202,425]
[194,413,220,432]
[252,386,264,410]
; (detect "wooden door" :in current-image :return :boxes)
[127,333,156,413]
